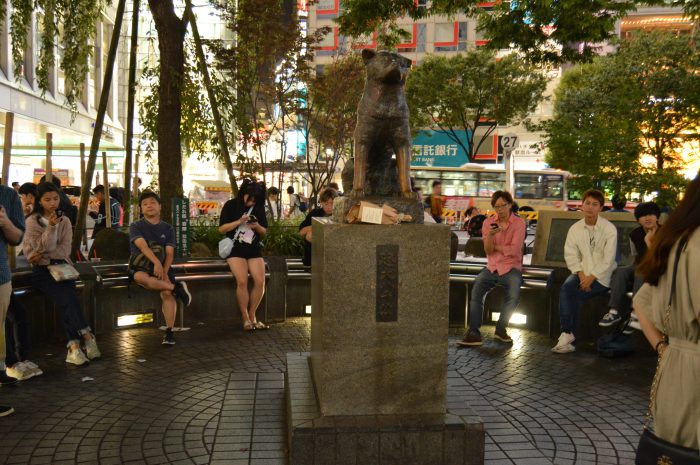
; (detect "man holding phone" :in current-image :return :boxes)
[457,191,526,347]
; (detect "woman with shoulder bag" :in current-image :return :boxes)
[219,180,268,331]
[633,173,700,463]
[23,182,101,366]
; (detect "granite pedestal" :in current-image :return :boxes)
[286,220,485,464]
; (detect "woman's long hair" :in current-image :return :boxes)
[638,173,700,285]
[33,181,61,218]
[236,179,266,220]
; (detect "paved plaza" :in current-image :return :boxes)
[0,317,654,465]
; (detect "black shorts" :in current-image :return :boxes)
[228,243,262,260]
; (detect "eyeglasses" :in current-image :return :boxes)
[493,203,510,209]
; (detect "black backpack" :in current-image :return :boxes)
[597,326,635,358]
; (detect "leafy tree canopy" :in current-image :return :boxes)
[543,31,699,205]
[337,0,697,64]
[406,49,547,162]
[3,0,109,111]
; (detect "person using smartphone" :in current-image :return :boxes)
[219,180,268,331]
[457,191,526,347]
[23,182,101,365]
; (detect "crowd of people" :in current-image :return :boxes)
[1,173,697,458]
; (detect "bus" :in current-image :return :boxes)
[411,165,570,222]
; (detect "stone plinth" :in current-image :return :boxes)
[286,353,485,465]
[310,220,450,416]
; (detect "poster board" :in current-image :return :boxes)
[532,210,639,268]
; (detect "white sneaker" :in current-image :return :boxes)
[65,347,89,366]
[84,336,101,360]
[23,360,43,377]
[628,314,641,331]
[552,343,576,353]
[552,332,576,353]
[6,362,34,381]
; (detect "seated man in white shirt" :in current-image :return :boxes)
[552,189,618,354]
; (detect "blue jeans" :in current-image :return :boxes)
[607,265,644,317]
[559,274,609,335]
[468,268,522,335]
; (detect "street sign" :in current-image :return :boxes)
[501,133,519,151]
[172,197,190,257]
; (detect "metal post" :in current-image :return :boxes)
[80,143,86,186]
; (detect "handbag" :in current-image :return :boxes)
[218,206,254,259]
[47,263,80,282]
[636,237,700,465]
[218,237,234,259]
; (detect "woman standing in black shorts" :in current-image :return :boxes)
[219,180,268,330]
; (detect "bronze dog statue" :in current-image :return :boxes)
[351,50,414,199]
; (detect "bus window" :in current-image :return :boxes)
[514,174,541,199]
[411,170,433,193]
[477,172,505,197]
[442,171,478,196]
[543,175,564,200]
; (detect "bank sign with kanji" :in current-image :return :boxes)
[411,130,470,168]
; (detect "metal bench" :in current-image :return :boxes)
[92,260,270,329]
[449,262,554,333]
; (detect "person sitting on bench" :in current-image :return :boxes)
[129,191,191,345]
[599,201,661,332]
[457,191,526,347]
[552,189,617,354]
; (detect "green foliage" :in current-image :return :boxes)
[139,38,221,172]
[479,0,636,64]
[543,31,700,206]
[262,218,304,257]
[337,0,481,48]
[337,0,639,63]
[5,0,107,111]
[406,50,547,162]
[296,53,365,199]
[190,216,224,255]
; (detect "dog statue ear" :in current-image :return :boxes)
[401,56,413,69]
[361,49,376,64]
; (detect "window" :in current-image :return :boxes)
[477,172,505,197]
[57,23,66,95]
[442,171,479,197]
[434,22,456,50]
[514,174,564,200]
[0,8,8,76]
[102,23,113,116]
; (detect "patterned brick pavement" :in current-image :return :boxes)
[0,318,654,465]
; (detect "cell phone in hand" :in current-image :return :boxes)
[247,214,258,224]
[56,210,64,218]
[490,222,499,229]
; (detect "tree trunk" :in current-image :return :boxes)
[123,0,140,225]
[148,0,188,223]
[71,0,127,256]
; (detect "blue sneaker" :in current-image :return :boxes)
[599,310,621,327]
